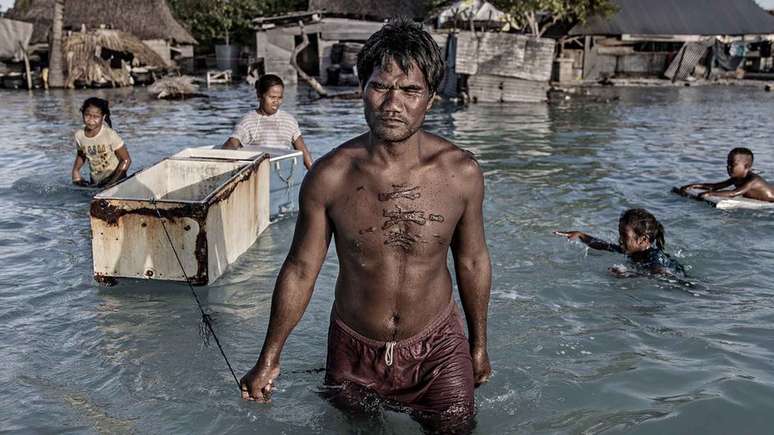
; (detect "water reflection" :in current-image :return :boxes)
[1,84,774,434]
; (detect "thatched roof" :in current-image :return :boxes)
[64,29,168,88]
[7,0,196,45]
[308,0,429,21]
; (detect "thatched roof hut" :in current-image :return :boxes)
[64,29,168,88]
[308,0,429,21]
[7,0,196,45]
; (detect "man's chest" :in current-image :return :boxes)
[329,180,463,254]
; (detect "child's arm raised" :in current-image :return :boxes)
[554,231,623,253]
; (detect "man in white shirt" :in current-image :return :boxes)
[222,74,313,170]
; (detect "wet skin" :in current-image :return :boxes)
[241,59,492,402]
[679,154,774,202]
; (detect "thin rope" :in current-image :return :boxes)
[151,201,241,390]
[275,159,296,185]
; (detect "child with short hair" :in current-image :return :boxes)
[555,208,685,277]
[680,147,774,202]
[71,97,131,187]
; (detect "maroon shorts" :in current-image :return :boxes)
[324,299,475,416]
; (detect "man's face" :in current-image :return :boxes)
[258,84,284,115]
[363,58,434,143]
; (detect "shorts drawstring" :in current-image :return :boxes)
[385,341,396,366]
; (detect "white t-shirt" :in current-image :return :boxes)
[74,125,124,184]
[229,109,302,149]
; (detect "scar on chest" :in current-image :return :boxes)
[382,206,428,229]
[384,229,421,251]
[378,184,421,201]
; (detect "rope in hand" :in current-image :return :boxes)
[151,201,241,390]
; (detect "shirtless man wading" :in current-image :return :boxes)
[240,20,492,427]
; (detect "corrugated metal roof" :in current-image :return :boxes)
[570,0,774,36]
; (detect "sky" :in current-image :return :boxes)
[1,0,774,13]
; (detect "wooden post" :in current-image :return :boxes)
[49,0,66,88]
[582,36,591,80]
[19,42,32,90]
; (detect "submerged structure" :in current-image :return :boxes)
[63,29,168,88]
[453,31,555,103]
[6,0,196,66]
[252,2,554,103]
[0,17,35,88]
[563,0,774,81]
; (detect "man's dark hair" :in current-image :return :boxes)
[728,147,754,164]
[255,74,284,95]
[357,18,445,95]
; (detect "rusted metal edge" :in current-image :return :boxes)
[90,199,210,285]
[202,153,269,207]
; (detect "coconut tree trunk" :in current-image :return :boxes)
[48,0,65,88]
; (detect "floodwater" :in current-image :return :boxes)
[1,83,773,434]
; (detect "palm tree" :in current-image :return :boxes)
[48,0,65,88]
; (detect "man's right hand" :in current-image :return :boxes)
[240,362,280,402]
[72,178,89,187]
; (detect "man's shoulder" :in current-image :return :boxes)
[298,136,364,205]
[304,134,367,186]
[312,134,367,172]
[423,132,481,179]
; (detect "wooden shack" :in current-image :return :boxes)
[63,29,168,88]
[565,0,774,81]
[0,17,35,88]
[6,0,196,67]
[253,11,385,85]
[454,31,555,103]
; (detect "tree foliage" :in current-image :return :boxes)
[168,0,307,48]
[490,0,617,37]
